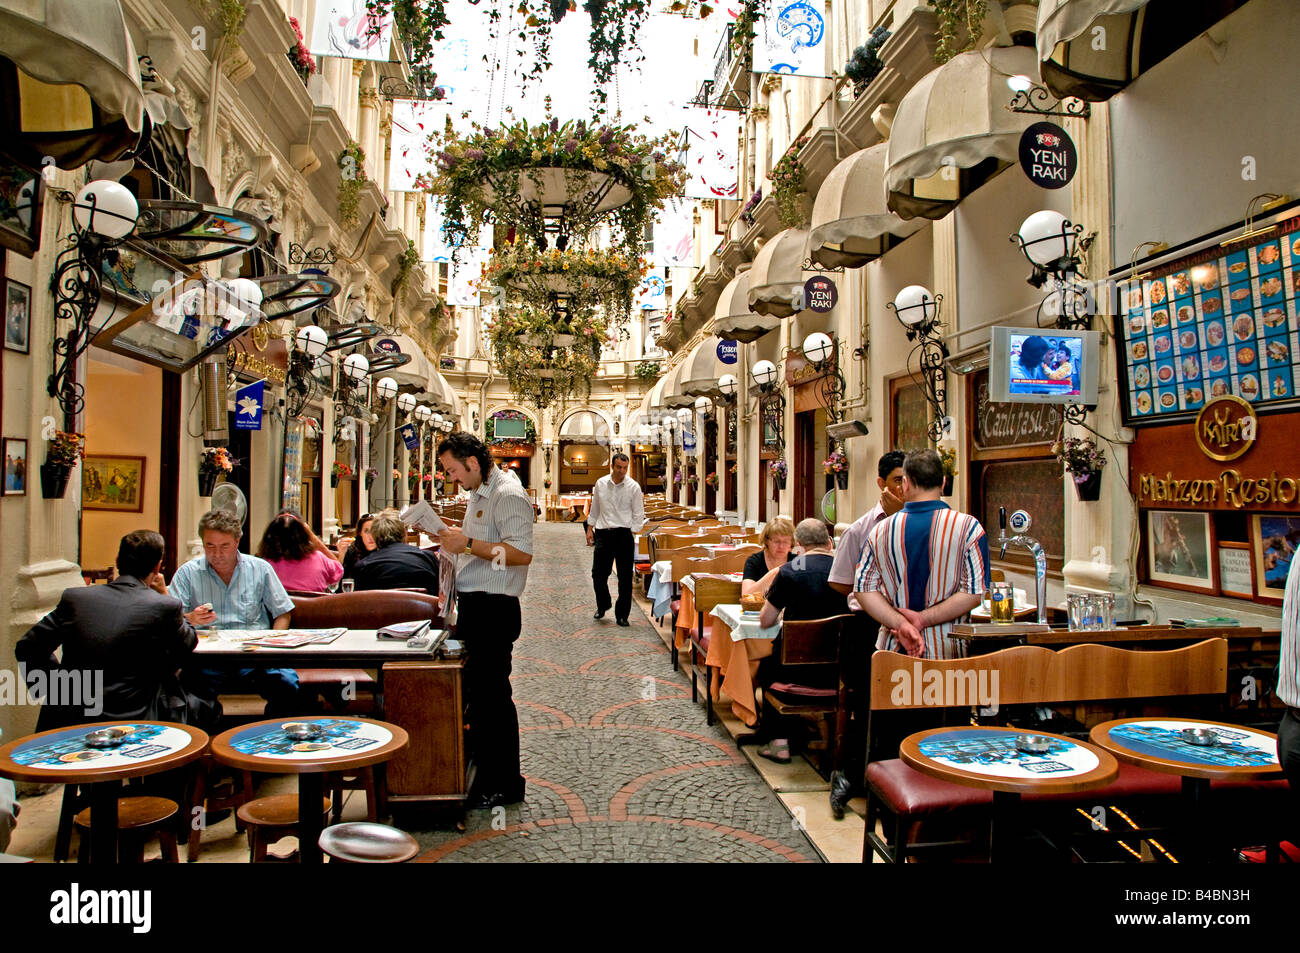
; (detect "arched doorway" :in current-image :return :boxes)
[486,408,537,488]
[559,410,610,492]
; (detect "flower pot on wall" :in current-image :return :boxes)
[835,470,849,490]
[330,475,340,488]
[942,474,954,496]
[198,471,218,497]
[40,463,72,499]
[1073,470,1102,501]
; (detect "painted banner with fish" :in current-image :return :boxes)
[751,0,829,77]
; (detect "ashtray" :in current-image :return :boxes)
[1181,727,1219,747]
[282,722,322,741]
[1014,734,1053,754]
[84,727,130,749]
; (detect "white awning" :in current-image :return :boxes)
[559,409,610,440]
[711,266,779,343]
[679,335,728,398]
[0,0,145,169]
[380,333,434,389]
[660,357,696,409]
[1037,0,1151,101]
[885,46,1053,220]
[747,228,809,319]
[809,144,923,269]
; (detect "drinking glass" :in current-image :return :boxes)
[341,579,355,593]
[1067,593,1090,631]
[989,582,1015,623]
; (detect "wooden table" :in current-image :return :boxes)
[0,721,208,864]
[1089,716,1282,862]
[559,494,591,521]
[210,717,408,864]
[193,628,442,716]
[900,726,1118,862]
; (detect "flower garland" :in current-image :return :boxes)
[771,136,809,228]
[423,117,683,254]
[482,243,646,319]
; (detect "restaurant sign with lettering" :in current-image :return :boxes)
[974,376,1061,449]
[226,324,288,386]
[1194,395,1256,462]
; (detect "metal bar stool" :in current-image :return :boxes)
[319,822,419,863]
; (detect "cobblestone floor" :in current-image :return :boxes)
[409,521,821,863]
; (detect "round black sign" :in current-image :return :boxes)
[804,275,838,314]
[1018,121,1077,190]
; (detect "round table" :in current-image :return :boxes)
[900,726,1118,862]
[1089,717,1281,862]
[0,721,209,864]
[209,716,408,864]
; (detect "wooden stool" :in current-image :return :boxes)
[327,767,379,823]
[187,756,256,862]
[319,822,419,863]
[74,797,180,863]
[236,794,332,863]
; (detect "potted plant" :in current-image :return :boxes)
[199,446,234,497]
[823,448,849,490]
[673,470,683,485]
[769,458,788,490]
[685,471,699,486]
[939,447,958,496]
[705,471,719,488]
[287,16,316,83]
[331,461,352,488]
[771,136,809,228]
[740,188,762,226]
[844,26,890,95]
[544,477,552,490]
[635,360,660,382]
[1051,435,1107,501]
[42,431,84,499]
[364,466,378,490]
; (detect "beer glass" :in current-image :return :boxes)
[989,582,1015,623]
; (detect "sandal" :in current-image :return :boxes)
[757,740,791,764]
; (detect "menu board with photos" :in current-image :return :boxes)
[1117,214,1300,425]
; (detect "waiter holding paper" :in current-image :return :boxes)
[436,432,534,810]
[586,452,645,627]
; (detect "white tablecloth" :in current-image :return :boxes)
[647,560,673,618]
[710,603,781,641]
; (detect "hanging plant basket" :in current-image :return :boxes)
[835,470,849,490]
[942,474,954,496]
[774,473,787,491]
[198,471,219,497]
[40,462,73,499]
[1073,470,1102,501]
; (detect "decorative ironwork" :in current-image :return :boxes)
[137,55,159,84]
[1063,403,1090,427]
[322,322,381,353]
[759,391,786,456]
[814,344,848,426]
[1007,85,1091,119]
[1010,220,1097,331]
[286,361,319,418]
[49,230,116,417]
[287,242,337,266]
[888,294,949,445]
[378,75,445,102]
[801,256,844,274]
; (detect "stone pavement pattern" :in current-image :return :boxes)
[410,521,820,862]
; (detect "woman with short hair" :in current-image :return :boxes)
[741,515,795,598]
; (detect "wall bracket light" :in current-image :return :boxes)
[887,285,948,444]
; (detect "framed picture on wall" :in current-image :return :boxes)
[83,454,146,512]
[3,438,27,495]
[1145,509,1215,594]
[1251,514,1300,604]
[4,278,30,354]
[1215,541,1255,600]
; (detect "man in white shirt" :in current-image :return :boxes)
[587,452,646,627]
[828,450,907,612]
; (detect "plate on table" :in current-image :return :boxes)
[1260,276,1283,297]
[1208,354,1228,373]
[1185,387,1204,404]
[1239,375,1260,400]
[1228,261,1249,275]
[1170,273,1190,295]
[1173,306,1190,325]
[1261,308,1286,329]
[1179,330,1197,349]
[1131,341,1148,360]
[1157,365,1174,384]
[1210,379,1229,398]
[1159,392,1177,409]
[1259,245,1281,266]
[1206,322,1225,346]
[1236,346,1256,366]
[1267,340,1290,363]
[1181,356,1200,379]
[1134,365,1151,388]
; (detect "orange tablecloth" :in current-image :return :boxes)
[674,578,771,727]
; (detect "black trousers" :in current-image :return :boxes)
[457,591,524,794]
[1279,708,1300,795]
[592,527,635,620]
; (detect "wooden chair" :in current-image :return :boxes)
[74,796,180,863]
[861,639,1250,864]
[760,614,853,771]
[689,576,743,725]
[82,567,116,586]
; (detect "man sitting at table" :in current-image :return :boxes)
[16,530,209,729]
[754,519,845,763]
[853,449,990,660]
[167,509,300,717]
[351,510,440,596]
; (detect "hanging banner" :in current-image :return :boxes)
[234,381,264,431]
[399,423,420,451]
[309,1,393,61]
[283,418,304,514]
[636,272,668,310]
[389,100,446,192]
[653,204,695,268]
[681,107,740,200]
[752,0,829,77]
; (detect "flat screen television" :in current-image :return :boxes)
[493,417,528,440]
[988,326,1100,405]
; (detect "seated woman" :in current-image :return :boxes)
[754,519,845,764]
[339,513,378,580]
[258,510,344,594]
[741,516,795,598]
[351,510,440,595]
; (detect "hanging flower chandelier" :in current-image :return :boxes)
[482,243,646,323]
[488,305,608,411]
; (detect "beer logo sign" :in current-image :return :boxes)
[1195,395,1257,462]
[716,339,739,365]
[1018,121,1077,190]
[803,275,838,314]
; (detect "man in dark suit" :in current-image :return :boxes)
[351,510,440,595]
[16,530,202,730]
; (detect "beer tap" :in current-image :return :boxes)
[998,506,1048,625]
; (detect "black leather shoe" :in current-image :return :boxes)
[616,617,630,627]
[829,769,853,821]
[594,609,607,620]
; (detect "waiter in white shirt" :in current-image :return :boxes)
[586,452,646,627]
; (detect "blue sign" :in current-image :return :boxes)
[716,339,740,365]
[233,381,264,431]
[374,338,401,354]
[399,424,419,450]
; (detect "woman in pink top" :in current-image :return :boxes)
[257,510,344,593]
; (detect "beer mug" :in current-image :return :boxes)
[989,582,1015,624]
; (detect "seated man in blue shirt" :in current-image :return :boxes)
[167,509,300,716]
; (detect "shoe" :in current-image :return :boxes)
[616,617,630,627]
[465,786,526,810]
[594,609,607,620]
[757,740,791,764]
[829,769,853,821]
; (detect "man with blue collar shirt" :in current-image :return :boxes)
[854,449,990,660]
[167,509,300,715]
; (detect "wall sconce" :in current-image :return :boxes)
[717,373,738,402]
[414,404,433,426]
[543,437,553,469]
[374,376,398,402]
[801,331,846,424]
[49,180,140,417]
[750,359,778,390]
[750,359,785,456]
[472,411,480,433]
[888,285,948,443]
[287,324,330,416]
[1011,210,1094,330]
[694,395,714,421]
[396,392,416,416]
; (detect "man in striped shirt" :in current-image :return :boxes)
[853,449,990,659]
[1276,551,1300,792]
